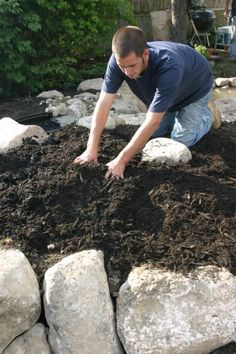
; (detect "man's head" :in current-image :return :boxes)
[112,26,149,80]
[112,26,146,58]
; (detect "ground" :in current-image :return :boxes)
[0,93,236,352]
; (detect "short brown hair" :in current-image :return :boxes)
[112,26,146,58]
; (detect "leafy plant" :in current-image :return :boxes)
[0,0,136,98]
[195,44,209,58]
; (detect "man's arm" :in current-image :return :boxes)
[106,111,165,178]
[74,91,116,164]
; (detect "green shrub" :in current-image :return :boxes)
[0,0,136,99]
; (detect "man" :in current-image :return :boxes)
[224,0,236,35]
[74,26,219,179]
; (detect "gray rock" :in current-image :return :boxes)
[117,265,236,354]
[37,90,64,99]
[0,117,48,154]
[0,250,41,353]
[142,137,192,165]
[2,323,51,354]
[44,250,123,354]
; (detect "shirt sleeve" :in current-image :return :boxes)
[101,55,125,94]
[148,66,184,113]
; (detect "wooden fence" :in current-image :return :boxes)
[129,0,226,12]
[129,0,227,41]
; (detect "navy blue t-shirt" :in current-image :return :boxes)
[232,0,236,16]
[102,41,213,113]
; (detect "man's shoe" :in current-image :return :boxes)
[209,100,222,129]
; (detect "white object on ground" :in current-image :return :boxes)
[0,117,48,154]
[142,137,192,166]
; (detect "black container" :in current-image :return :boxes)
[191,9,216,31]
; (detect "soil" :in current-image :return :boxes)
[0,98,236,354]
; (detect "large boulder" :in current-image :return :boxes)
[117,265,236,354]
[214,97,236,123]
[44,250,123,354]
[0,117,48,154]
[77,113,146,131]
[77,78,147,113]
[142,137,192,165]
[2,323,51,354]
[0,249,41,353]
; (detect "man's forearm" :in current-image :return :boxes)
[118,111,165,163]
[87,107,109,151]
[87,92,115,151]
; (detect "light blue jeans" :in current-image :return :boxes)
[152,91,213,147]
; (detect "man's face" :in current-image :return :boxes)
[115,49,149,79]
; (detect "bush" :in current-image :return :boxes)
[0,0,136,98]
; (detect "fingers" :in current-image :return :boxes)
[105,169,112,179]
[105,170,122,180]
[74,155,124,179]
[73,156,83,164]
[73,156,97,165]
[105,166,124,180]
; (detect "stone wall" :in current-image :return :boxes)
[1,249,236,354]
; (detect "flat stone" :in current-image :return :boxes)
[52,115,80,127]
[37,90,64,98]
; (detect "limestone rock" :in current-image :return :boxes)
[215,78,230,87]
[142,137,192,165]
[0,250,41,353]
[77,78,130,95]
[46,102,67,117]
[117,265,236,354]
[215,98,236,123]
[112,93,147,114]
[77,78,104,93]
[229,77,236,87]
[65,97,88,118]
[114,113,146,126]
[37,90,64,99]
[0,117,48,154]
[43,250,123,354]
[78,115,117,130]
[77,78,146,112]
[52,115,81,127]
[2,323,51,354]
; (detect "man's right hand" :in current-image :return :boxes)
[73,149,98,165]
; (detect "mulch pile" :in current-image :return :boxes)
[0,121,236,353]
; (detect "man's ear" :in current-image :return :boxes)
[143,48,149,58]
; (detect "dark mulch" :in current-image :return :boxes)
[0,102,236,353]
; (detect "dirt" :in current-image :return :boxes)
[0,98,236,353]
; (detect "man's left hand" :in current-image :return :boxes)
[105,156,127,179]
